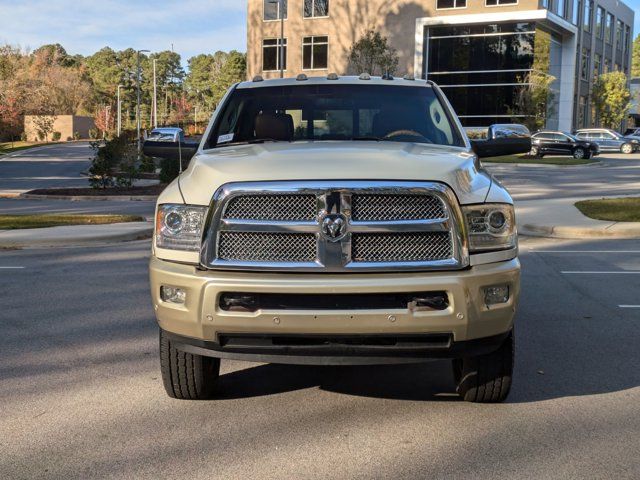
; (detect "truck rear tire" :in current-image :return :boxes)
[453,330,514,403]
[159,329,220,400]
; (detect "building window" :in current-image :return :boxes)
[605,13,613,44]
[485,0,517,5]
[437,0,467,8]
[594,53,601,78]
[595,7,604,38]
[557,0,568,18]
[583,0,592,32]
[572,0,581,25]
[302,36,328,70]
[581,48,590,80]
[303,0,329,18]
[263,0,287,20]
[262,38,287,71]
[604,58,610,73]
[616,20,623,50]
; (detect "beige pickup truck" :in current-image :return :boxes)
[144,75,530,403]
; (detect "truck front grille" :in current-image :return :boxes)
[224,194,316,221]
[201,181,468,272]
[351,194,446,221]
[218,232,317,263]
[351,232,452,263]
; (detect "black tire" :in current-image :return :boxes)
[572,147,585,159]
[454,330,514,403]
[621,143,633,154]
[159,329,220,400]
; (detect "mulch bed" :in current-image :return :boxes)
[26,185,166,196]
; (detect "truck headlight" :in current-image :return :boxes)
[155,204,207,251]
[463,204,516,252]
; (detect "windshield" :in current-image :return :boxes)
[206,84,464,148]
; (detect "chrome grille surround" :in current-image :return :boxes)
[200,181,469,272]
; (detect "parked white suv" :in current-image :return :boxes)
[144,75,530,403]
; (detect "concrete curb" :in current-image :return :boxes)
[0,222,153,249]
[485,160,602,168]
[520,223,640,239]
[7,193,158,202]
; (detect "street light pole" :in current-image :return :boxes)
[136,49,150,160]
[117,85,123,137]
[153,59,158,128]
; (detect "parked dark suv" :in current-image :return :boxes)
[530,130,598,159]
[574,128,639,154]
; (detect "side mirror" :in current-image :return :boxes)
[142,140,199,163]
[468,124,532,159]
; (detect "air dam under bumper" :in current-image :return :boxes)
[150,257,520,365]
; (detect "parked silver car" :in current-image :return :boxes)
[574,128,639,154]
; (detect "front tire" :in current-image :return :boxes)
[454,331,514,403]
[573,147,586,159]
[621,143,633,154]
[160,329,220,400]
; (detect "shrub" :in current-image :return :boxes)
[20,132,27,142]
[51,131,61,141]
[88,128,99,139]
[73,131,81,140]
[159,157,179,184]
[88,136,139,189]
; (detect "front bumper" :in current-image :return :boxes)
[150,257,520,364]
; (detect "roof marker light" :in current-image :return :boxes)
[403,74,415,81]
[252,75,264,82]
[327,73,339,80]
[381,72,394,80]
[359,72,371,80]
[296,73,308,81]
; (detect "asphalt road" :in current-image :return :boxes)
[0,143,94,193]
[486,153,640,201]
[1,236,639,479]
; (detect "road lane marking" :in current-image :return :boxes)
[0,266,25,269]
[562,271,640,274]
[619,305,640,308]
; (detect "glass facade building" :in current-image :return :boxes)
[425,23,562,129]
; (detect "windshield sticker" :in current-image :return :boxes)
[218,133,234,144]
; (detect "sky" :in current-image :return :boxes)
[0,0,247,63]
[0,0,638,64]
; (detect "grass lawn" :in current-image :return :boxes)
[0,141,63,155]
[0,214,145,230]
[575,198,640,222]
[482,154,598,165]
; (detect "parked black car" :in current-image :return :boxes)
[530,130,599,159]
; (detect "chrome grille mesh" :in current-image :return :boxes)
[351,232,453,263]
[218,232,317,262]
[224,194,317,221]
[352,194,446,221]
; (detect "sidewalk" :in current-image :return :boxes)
[516,196,640,239]
[0,221,153,248]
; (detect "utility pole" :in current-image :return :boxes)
[117,85,124,137]
[153,58,158,128]
[136,49,150,160]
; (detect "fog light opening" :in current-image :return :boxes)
[220,293,258,312]
[484,285,509,306]
[160,286,186,304]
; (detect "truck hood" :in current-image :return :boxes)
[175,141,492,205]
